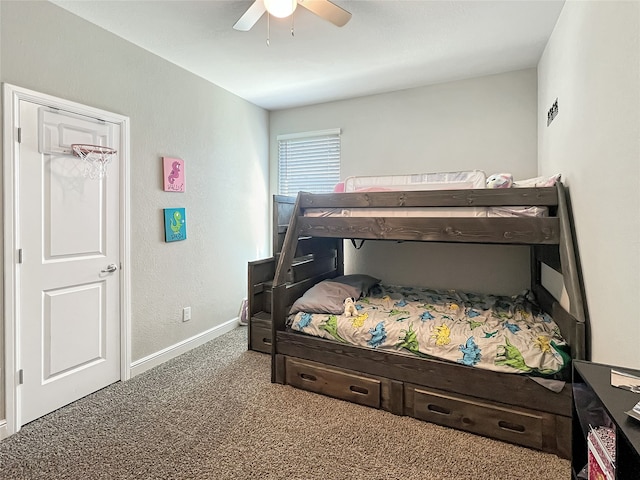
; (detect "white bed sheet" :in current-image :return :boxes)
[304,171,549,218]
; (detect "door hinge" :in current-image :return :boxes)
[17,127,22,144]
[17,248,23,264]
[18,369,24,385]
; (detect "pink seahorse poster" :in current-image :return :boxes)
[163,157,185,192]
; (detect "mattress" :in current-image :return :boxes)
[288,283,570,376]
[304,171,548,218]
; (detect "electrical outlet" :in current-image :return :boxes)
[183,306,191,322]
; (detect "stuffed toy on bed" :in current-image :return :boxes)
[486,173,514,188]
[343,297,358,317]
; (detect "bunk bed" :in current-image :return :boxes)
[266,179,587,459]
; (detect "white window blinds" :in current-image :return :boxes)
[277,128,341,195]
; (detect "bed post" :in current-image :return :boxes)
[530,246,540,293]
[532,183,588,361]
[556,182,586,323]
[271,193,303,383]
[271,284,287,383]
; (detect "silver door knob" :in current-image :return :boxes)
[101,263,118,273]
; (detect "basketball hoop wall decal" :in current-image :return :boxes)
[71,143,117,179]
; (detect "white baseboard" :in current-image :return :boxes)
[0,419,8,440]
[130,318,240,378]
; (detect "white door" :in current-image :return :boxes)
[17,100,122,425]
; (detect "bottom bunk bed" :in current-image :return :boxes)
[268,184,587,459]
[273,282,581,458]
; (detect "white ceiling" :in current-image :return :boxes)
[50,0,565,111]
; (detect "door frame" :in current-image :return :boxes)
[1,83,132,438]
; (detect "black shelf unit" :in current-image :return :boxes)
[572,360,640,479]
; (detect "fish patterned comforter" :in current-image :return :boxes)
[289,285,570,376]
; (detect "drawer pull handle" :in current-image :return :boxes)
[262,338,272,345]
[349,385,369,395]
[498,420,525,433]
[427,404,451,415]
[300,373,317,382]
[461,417,473,425]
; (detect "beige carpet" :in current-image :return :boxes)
[0,327,570,479]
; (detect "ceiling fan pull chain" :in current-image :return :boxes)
[266,13,270,46]
[291,12,295,37]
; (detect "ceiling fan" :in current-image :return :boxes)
[233,0,352,31]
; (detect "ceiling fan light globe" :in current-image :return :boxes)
[264,0,297,18]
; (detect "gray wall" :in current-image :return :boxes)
[0,1,270,422]
[538,0,640,369]
[270,69,539,294]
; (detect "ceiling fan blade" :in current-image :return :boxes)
[233,0,267,31]
[299,0,352,27]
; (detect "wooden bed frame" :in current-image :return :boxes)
[267,183,587,459]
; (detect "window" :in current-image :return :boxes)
[277,128,341,195]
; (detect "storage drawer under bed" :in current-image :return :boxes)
[278,355,569,458]
[283,356,403,414]
[404,383,570,457]
[249,313,272,354]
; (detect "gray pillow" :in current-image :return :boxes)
[330,274,381,297]
[289,280,360,315]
